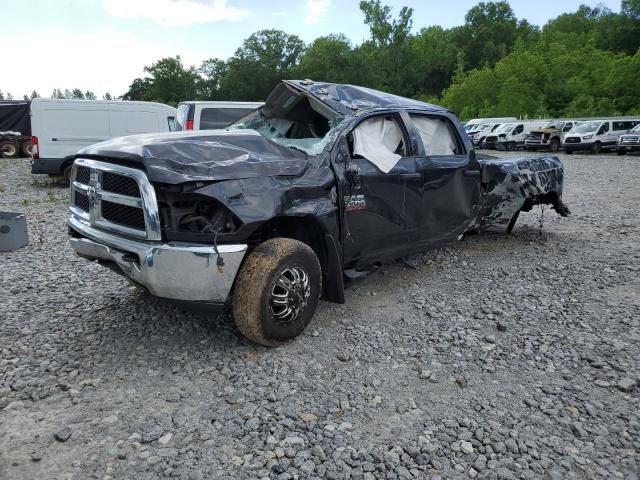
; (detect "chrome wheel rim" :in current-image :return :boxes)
[270,266,310,323]
[1,144,16,156]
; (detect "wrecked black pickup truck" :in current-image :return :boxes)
[68,80,569,346]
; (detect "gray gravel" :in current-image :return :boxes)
[1,151,639,479]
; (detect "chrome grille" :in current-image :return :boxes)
[103,172,141,197]
[68,158,161,241]
[102,201,145,230]
[620,136,639,144]
[76,166,91,185]
[74,191,90,212]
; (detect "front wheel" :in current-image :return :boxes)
[591,142,602,154]
[550,139,560,153]
[233,238,322,346]
[616,149,626,156]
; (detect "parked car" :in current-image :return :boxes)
[483,123,516,150]
[31,99,176,182]
[0,100,32,158]
[471,123,503,148]
[524,120,581,152]
[563,119,640,154]
[174,101,263,131]
[464,117,517,133]
[493,121,547,151]
[616,123,640,155]
[67,80,569,346]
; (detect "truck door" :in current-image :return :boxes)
[407,113,481,245]
[334,113,423,264]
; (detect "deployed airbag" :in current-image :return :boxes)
[353,117,403,173]
[411,116,456,156]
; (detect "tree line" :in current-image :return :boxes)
[121,0,640,119]
[4,0,639,119]
[0,89,114,102]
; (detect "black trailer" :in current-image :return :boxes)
[0,101,32,158]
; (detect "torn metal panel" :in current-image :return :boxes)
[475,155,570,231]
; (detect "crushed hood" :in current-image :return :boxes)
[77,129,308,184]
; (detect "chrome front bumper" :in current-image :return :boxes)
[68,214,247,303]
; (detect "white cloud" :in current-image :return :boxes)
[0,29,212,98]
[305,0,331,24]
[103,0,249,27]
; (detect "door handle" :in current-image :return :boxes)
[463,170,481,177]
[52,138,58,141]
[399,173,421,179]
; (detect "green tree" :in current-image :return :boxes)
[84,91,97,100]
[123,56,200,105]
[298,34,357,83]
[198,58,229,99]
[30,90,40,99]
[71,88,85,99]
[103,92,113,100]
[218,30,305,100]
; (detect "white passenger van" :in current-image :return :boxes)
[174,101,263,131]
[30,99,176,180]
[563,118,640,154]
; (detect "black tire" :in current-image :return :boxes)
[233,238,322,346]
[565,150,573,155]
[0,141,18,158]
[20,142,33,157]
[591,142,602,154]
[507,142,515,151]
[616,149,626,156]
[550,139,560,153]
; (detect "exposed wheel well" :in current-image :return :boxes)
[247,216,344,303]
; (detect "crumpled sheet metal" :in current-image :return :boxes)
[476,155,569,229]
[194,162,338,226]
[78,129,307,185]
[291,80,446,116]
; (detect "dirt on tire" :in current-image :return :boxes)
[232,237,321,346]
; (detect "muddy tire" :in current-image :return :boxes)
[591,142,602,154]
[232,238,321,346]
[62,162,74,186]
[0,141,18,158]
[550,138,560,153]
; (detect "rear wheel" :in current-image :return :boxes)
[550,138,560,153]
[233,238,321,346]
[591,142,602,154]
[20,142,33,157]
[565,150,573,155]
[616,149,626,156]
[0,141,18,158]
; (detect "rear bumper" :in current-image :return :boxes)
[68,213,247,303]
[31,157,66,174]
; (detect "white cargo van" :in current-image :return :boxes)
[174,101,263,131]
[31,99,176,180]
[463,117,517,132]
[495,121,547,150]
[563,118,640,154]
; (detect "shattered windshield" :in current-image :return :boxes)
[541,121,561,129]
[574,121,601,133]
[228,107,342,156]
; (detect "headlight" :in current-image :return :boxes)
[583,134,593,140]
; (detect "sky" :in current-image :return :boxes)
[0,0,622,98]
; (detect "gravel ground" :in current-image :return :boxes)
[0,151,638,480]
